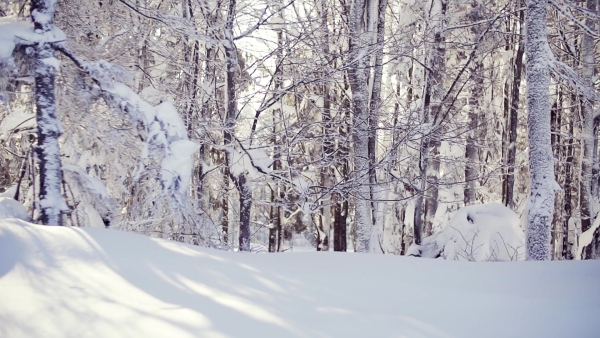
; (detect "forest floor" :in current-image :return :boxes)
[0,219,599,338]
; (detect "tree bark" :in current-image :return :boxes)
[348,0,374,252]
[32,0,64,225]
[525,0,555,260]
[579,0,597,259]
[223,0,251,251]
[367,0,388,252]
[503,4,525,210]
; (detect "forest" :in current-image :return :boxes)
[1,0,599,260]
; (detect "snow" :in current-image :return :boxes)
[577,216,600,260]
[407,203,525,261]
[227,147,272,178]
[0,108,35,140]
[41,56,61,71]
[0,219,599,338]
[0,198,29,220]
[80,61,199,197]
[0,18,65,60]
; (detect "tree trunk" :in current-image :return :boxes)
[503,4,524,210]
[424,0,447,235]
[32,0,64,225]
[348,0,373,252]
[464,1,486,206]
[563,103,574,260]
[525,0,555,260]
[223,0,251,251]
[579,0,597,259]
[366,0,388,252]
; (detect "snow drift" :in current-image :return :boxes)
[407,203,525,261]
[0,219,599,338]
[0,197,29,221]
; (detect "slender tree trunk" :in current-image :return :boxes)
[579,0,597,259]
[464,1,485,206]
[32,0,64,225]
[223,0,251,251]
[269,16,284,253]
[222,167,229,244]
[551,86,563,259]
[334,113,349,252]
[563,102,574,260]
[504,5,525,210]
[348,0,373,252]
[366,0,388,252]
[424,0,447,235]
[525,0,555,260]
[464,61,482,205]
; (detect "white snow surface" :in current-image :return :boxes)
[407,203,525,261]
[0,198,29,220]
[1,219,599,338]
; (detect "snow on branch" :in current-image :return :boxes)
[0,21,65,59]
[55,44,199,199]
[550,0,600,38]
[545,43,599,105]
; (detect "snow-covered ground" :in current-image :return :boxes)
[0,219,599,338]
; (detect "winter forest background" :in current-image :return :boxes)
[1,0,599,260]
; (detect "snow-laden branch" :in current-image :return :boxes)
[233,0,296,41]
[559,0,600,20]
[544,43,599,105]
[0,21,65,59]
[55,44,199,199]
[550,0,600,38]
[117,0,220,46]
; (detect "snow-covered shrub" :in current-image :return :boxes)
[407,203,525,261]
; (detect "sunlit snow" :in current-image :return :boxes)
[0,219,599,338]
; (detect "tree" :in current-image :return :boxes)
[525,0,556,260]
[31,0,66,225]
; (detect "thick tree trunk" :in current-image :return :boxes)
[32,0,64,225]
[525,0,555,260]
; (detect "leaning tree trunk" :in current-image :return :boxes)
[32,0,65,225]
[525,0,556,260]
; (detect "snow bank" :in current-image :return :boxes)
[1,219,599,338]
[407,203,525,261]
[0,197,29,220]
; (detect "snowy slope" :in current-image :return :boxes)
[0,219,599,338]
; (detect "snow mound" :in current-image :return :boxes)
[407,203,525,261]
[0,197,29,220]
[0,219,599,338]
